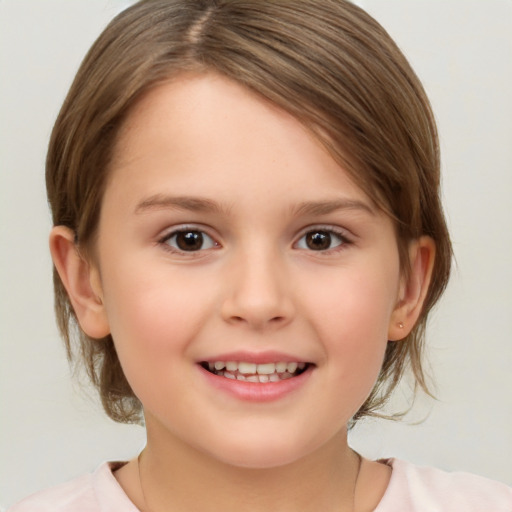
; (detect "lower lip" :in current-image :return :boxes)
[198,365,313,402]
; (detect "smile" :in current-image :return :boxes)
[201,361,309,383]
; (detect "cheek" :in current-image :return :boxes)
[307,264,399,340]
[301,264,399,401]
[100,265,216,379]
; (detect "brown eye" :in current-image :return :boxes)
[176,231,203,251]
[306,231,331,250]
[165,230,216,252]
[296,229,345,251]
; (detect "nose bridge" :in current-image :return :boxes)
[221,240,294,329]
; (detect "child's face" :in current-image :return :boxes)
[91,73,404,467]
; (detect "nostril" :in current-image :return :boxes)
[220,279,295,329]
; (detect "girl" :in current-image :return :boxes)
[8,0,511,510]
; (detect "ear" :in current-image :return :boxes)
[49,226,110,339]
[388,236,436,341]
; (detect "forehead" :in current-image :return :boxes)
[107,72,372,209]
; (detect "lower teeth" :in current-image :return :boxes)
[214,370,297,382]
[201,362,309,382]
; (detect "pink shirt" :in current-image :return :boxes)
[8,459,512,511]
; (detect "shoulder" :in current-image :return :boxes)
[376,458,512,511]
[7,472,97,512]
[7,462,138,512]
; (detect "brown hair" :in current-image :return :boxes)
[47,0,451,424]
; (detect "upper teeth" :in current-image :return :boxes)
[209,361,305,375]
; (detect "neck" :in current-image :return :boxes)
[138,424,360,512]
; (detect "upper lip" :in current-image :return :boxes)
[198,350,311,364]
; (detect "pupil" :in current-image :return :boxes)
[177,231,203,251]
[306,231,331,250]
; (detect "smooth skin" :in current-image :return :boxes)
[50,73,435,512]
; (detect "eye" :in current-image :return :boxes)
[295,229,347,251]
[162,229,217,252]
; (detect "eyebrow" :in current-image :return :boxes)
[134,194,375,218]
[292,198,376,217]
[134,194,229,215]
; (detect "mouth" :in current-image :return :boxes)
[200,360,311,383]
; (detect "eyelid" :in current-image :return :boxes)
[297,224,353,239]
[294,225,353,251]
[158,224,220,253]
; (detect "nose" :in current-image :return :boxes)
[220,247,295,330]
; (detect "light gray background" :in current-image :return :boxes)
[1,0,511,507]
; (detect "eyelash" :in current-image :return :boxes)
[158,226,219,255]
[294,226,352,253]
[157,225,352,255]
